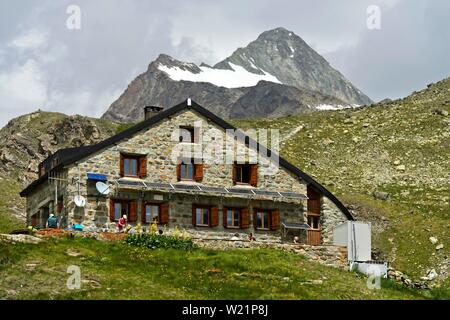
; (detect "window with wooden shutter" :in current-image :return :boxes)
[241,208,249,229]
[210,206,218,227]
[139,156,147,178]
[249,164,258,187]
[159,203,169,224]
[129,201,137,222]
[177,163,181,181]
[194,163,203,182]
[255,209,270,230]
[270,209,280,230]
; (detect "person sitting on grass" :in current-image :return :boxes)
[117,214,127,232]
[46,214,58,229]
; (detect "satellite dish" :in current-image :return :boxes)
[96,181,110,196]
[74,195,86,207]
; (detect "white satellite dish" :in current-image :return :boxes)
[96,181,110,196]
[74,195,86,207]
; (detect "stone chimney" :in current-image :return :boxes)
[144,106,164,120]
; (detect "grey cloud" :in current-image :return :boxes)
[0,0,448,126]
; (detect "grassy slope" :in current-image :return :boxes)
[0,238,430,300]
[233,78,450,285]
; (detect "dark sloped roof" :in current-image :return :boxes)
[20,99,353,220]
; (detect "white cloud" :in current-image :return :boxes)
[8,29,48,51]
[0,59,47,103]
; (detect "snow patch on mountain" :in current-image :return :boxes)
[157,62,281,89]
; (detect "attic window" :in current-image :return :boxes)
[179,126,197,143]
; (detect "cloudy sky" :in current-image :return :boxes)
[0,0,449,126]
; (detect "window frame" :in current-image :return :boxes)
[179,126,196,143]
[144,202,160,224]
[225,207,241,229]
[113,200,129,222]
[179,158,195,181]
[123,156,139,177]
[255,209,270,230]
[307,214,320,230]
[194,205,210,227]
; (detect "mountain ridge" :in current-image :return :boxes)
[102,27,372,122]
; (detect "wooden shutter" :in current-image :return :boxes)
[223,207,228,228]
[160,203,169,224]
[194,163,204,182]
[249,164,258,187]
[120,155,124,177]
[210,206,219,227]
[232,164,237,184]
[177,163,181,181]
[270,209,280,230]
[109,199,115,222]
[141,201,147,223]
[192,205,196,226]
[129,201,137,222]
[139,156,147,178]
[240,208,249,229]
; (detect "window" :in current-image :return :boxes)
[145,204,160,223]
[179,159,195,180]
[114,201,128,221]
[120,154,147,178]
[195,207,210,226]
[256,210,270,230]
[233,163,257,186]
[124,157,138,177]
[226,208,240,228]
[179,126,196,143]
[235,164,250,183]
[307,215,320,230]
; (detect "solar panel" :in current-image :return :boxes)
[117,180,145,187]
[279,192,308,199]
[200,186,227,193]
[253,190,282,197]
[173,184,201,191]
[228,188,255,195]
[144,182,173,190]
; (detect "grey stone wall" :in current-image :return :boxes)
[320,196,348,244]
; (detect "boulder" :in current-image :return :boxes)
[373,191,390,201]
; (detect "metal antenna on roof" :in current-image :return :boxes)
[187,98,192,106]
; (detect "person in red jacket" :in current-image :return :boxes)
[117,214,127,232]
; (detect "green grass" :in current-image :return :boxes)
[0,238,434,300]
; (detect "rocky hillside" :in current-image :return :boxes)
[0,111,124,186]
[0,111,125,225]
[234,77,450,285]
[102,27,371,122]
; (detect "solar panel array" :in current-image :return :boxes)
[116,179,307,200]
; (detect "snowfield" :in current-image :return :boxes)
[157,62,281,88]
